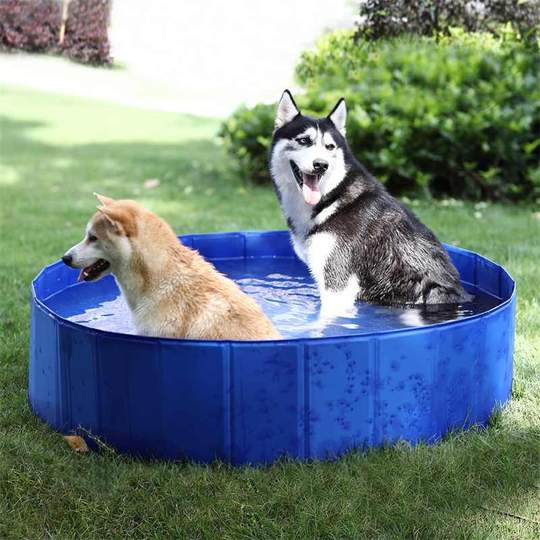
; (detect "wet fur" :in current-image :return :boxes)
[64,197,280,340]
[270,91,471,317]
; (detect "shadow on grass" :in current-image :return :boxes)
[1,417,539,538]
[0,114,226,191]
[0,115,281,247]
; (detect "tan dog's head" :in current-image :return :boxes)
[62,194,141,282]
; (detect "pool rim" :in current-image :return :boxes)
[32,229,516,346]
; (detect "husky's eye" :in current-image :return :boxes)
[326,143,336,151]
[88,234,97,243]
[296,137,311,146]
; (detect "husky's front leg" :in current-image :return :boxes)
[307,232,359,319]
[319,278,359,320]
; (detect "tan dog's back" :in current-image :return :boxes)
[80,197,280,340]
[151,244,280,340]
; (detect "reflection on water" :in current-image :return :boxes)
[45,258,501,339]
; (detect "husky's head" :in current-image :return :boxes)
[270,90,348,206]
[62,194,140,282]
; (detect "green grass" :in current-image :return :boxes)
[1,85,539,539]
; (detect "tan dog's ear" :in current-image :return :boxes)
[96,205,137,236]
[94,192,115,206]
[96,206,124,235]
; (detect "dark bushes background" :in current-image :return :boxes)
[356,0,540,41]
[62,0,110,64]
[0,0,111,64]
[220,29,540,202]
[0,0,60,53]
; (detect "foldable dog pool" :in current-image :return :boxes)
[29,230,515,465]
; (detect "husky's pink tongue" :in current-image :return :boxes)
[302,175,321,206]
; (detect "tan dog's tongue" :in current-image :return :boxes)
[302,177,321,206]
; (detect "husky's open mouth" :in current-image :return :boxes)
[78,259,110,282]
[290,160,322,206]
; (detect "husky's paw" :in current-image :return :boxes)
[319,303,357,322]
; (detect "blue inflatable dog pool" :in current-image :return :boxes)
[29,230,515,465]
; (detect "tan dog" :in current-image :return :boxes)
[62,195,280,340]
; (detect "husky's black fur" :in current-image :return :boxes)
[270,106,471,307]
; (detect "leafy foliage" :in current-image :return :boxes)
[356,0,540,41]
[62,0,111,64]
[0,0,61,52]
[0,0,111,65]
[220,30,540,201]
[219,103,276,185]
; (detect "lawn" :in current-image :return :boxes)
[0,85,539,539]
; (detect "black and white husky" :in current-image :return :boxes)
[269,90,470,318]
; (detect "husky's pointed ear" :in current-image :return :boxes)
[94,193,115,206]
[275,90,300,130]
[328,98,347,135]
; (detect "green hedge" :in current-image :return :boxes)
[219,29,540,201]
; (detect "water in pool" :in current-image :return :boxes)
[44,258,501,339]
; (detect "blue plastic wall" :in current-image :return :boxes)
[29,231,515,465]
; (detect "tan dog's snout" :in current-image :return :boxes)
[62,253,74,267]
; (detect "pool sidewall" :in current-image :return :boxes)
[28,230,516,465]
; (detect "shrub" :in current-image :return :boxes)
[356,0,540,41]
[0,0,61,52]
[62,0,110,64]
[220,30,540,201]
[0,0,111,65]
[219,103,276,185]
